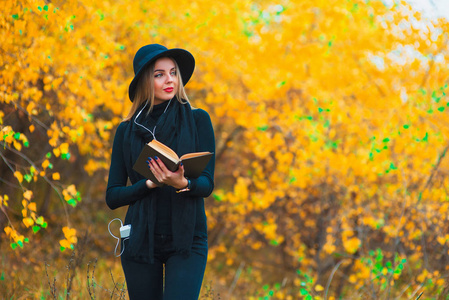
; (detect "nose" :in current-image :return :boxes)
[167,73,174,82]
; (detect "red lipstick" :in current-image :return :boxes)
[164,87,174,92]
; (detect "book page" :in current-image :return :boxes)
[149,140,179,163]
[180,152,212,160]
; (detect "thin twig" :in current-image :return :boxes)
[0,147,25,190]
[324,259,346,300]
[228,261,245,297]
[87,258,98,300]
[11,100,51,131]
[420,142,449,195]
[66,250,76,300]
[109,269,117,300]
[45,262,57,300]
[0,141,71,224]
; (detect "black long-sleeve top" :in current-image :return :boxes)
[106,103,215,237]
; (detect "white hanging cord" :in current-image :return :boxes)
[108,218,129,257]
[133,98,172,141]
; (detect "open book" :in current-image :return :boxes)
[132,139,213,186]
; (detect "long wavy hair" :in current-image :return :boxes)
[124,57,189,121]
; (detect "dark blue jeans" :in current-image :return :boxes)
[121,234,208,300]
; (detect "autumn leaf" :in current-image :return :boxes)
[14,171,23,183]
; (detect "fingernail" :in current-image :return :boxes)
[148,157,152,162]
[154,156,158,160]
[180,162,183,166]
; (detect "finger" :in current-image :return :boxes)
[153,156,170,173]
[147,157,161,171]
[175,162,185,176]
[147,157,163,180]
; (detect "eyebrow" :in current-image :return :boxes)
[154,67,176,73]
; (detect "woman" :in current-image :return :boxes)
[106,44,215,299]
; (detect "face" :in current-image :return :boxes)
[152,57,178,105]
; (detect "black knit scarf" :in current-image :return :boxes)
[122,99,198,263]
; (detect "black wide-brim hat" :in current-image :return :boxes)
[128,44,195,102]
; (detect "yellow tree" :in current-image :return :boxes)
[1,0,448,298]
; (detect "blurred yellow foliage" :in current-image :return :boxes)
[1,0,449,298]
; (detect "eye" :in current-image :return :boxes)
[171,70,177,76]
[154,73,163,78]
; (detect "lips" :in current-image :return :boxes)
[164,87,174,92]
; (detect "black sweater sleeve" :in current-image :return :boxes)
[105,122,149,210]
[188,108,215,197]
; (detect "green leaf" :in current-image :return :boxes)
[257,125,268,131]
[42,222,48,228]
[46,152,52,158]
[67,199,77,207]
[12,14,19,20]
[32,225,40,233]
[300,288,308,295]
[403,124,409,129]
[60,246,66,252]
[11,243,18,250]
[14,132,20,139]
[17,240,23,248]
[438,106,445,112]
[432,91,440,103]
[270,239,279,246]
[36,216,44,225]
[213,193,222,201]
[24,174,32,183]
[0,271,4,281]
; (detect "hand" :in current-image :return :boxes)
[146,179,158,189]
[147,157,188,189]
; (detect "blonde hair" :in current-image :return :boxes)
[124,58,189,121]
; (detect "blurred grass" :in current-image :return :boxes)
[0,232,221,300]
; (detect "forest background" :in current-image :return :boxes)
[1,0,449,299]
